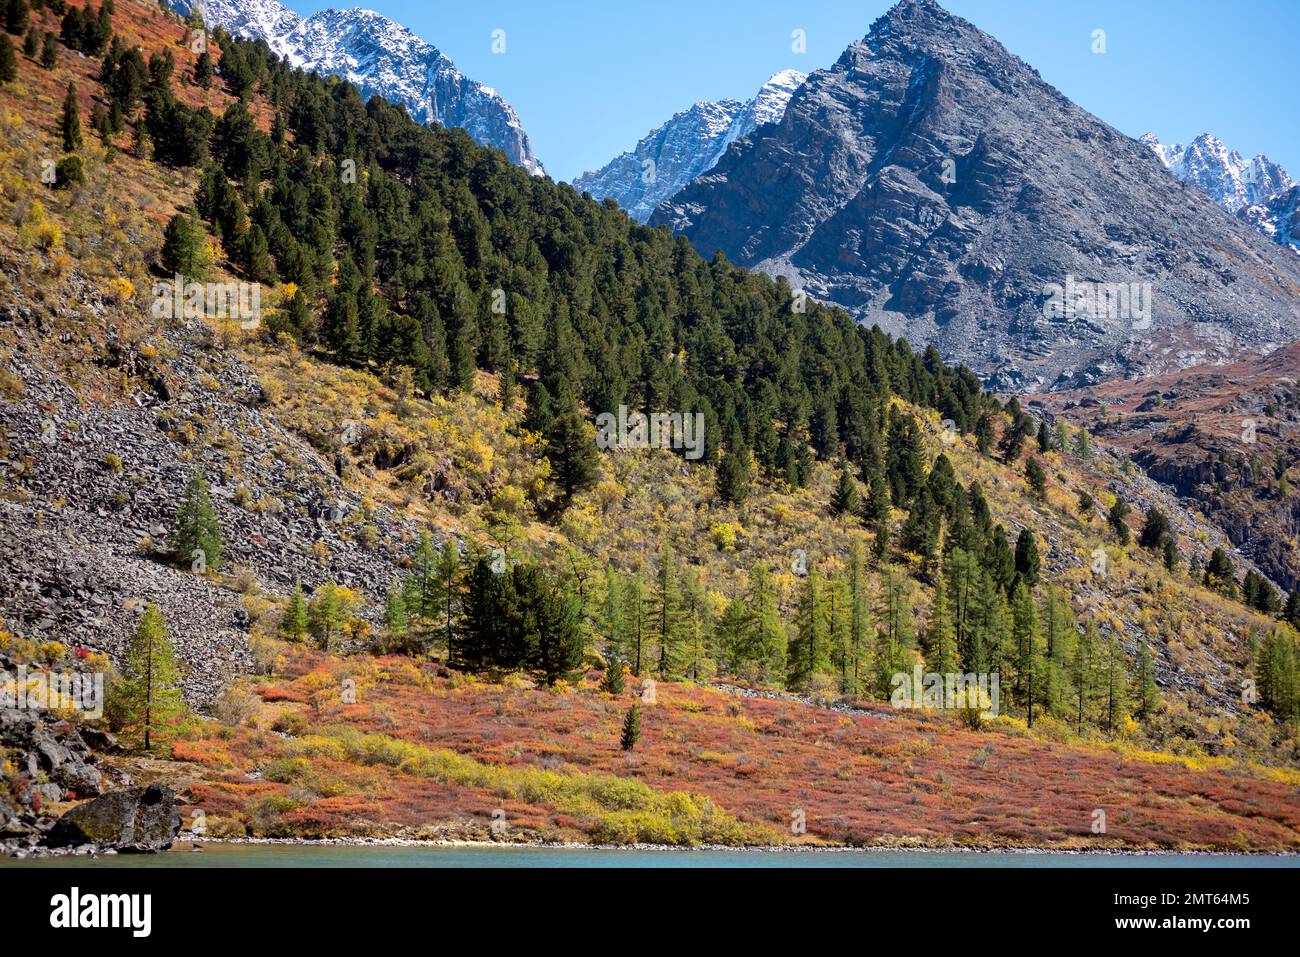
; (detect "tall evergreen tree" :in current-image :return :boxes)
[115,605,185,752]
[620,701,641,751]
[830,467,860,518]
[0,34,16,84]
[279,581,309,643]
[924,571,959,675]
[171,467,223,572]
[60,81,81,151]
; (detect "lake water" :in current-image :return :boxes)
[4,843,1298,868]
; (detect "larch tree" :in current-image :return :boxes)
[115,605,185,752]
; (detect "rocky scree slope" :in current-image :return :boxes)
[0,277,441,705]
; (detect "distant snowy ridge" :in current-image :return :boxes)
[1142,132,1296,254]
[171,0,544,174]
[573,70,807,222]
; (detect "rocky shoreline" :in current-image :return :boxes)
[126,836,1300,858]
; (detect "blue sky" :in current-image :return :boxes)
[292,0,1300,183]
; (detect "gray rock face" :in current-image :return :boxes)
[45,784,181,852]
[170,0,544,175]
[1241,185,1300,256]
[653,0,1300,392]
[0,707,103,807]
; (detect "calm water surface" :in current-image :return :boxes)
[4,843,1297,868]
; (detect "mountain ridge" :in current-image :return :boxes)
[170,0,545,174]
[573,69,806,223]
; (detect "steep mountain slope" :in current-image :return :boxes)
[573,70,806,223]
[653,0,1300,392]
[169,0,544,174]
[1034,343,1300,593]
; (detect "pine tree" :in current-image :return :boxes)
[535,575,584,687]
[383,584,409,640]
[280,581,309,642]
[193,49,212,88]
[620,701,641,751]
[545,405,599,503]
[433,539,461,662]
[1025,456,1047,501]
[1073,619,1098,733]
[160,211,208,278]
[602,658,625,695]
[1103,632,1128,733]
[925,571,959,675]
[1040,585,1076,718]
[787,567,830,690]
[830,467,859,517]
[60,81,81,151]
[679,568,711,681]
[5,0,29,36]
[861,459,891,528]
[171,467,223,572]
[1077,489,1095,520]
[1014,528,1040,588]
[1010,580,1040,725]
[1285,590,1300,630]
[844,543,870,696]
[238,223,275,283]
[1036,420,1053,453]
[308,582,349,652]
[1203,547,1236,597]
[0,33,16,84]
[1162,538,1179,572]
[39,30,56,70]
[1138,507,1172,550]
[715,437,752,505]
[874,566,915,698]
[624,573,648,677]
[600,568,626,669]
[1256,628,1298,724]
[1107,499,1131,545]
[115,605,184,752]
[651,544,684,678]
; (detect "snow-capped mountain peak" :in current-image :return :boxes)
[1142,131,1291,214]
[573,70,808,223]
[1143,131,1295,254]
[171,0,544,174]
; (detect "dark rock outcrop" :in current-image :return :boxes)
[44,784,181,853]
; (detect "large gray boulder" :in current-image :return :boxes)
[44,784,181,852]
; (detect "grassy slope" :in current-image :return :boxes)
[1,0,1297,850]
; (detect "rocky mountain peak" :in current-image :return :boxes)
[652,0,1300,392]
[170,0,544,174]
[573,69,806,223]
